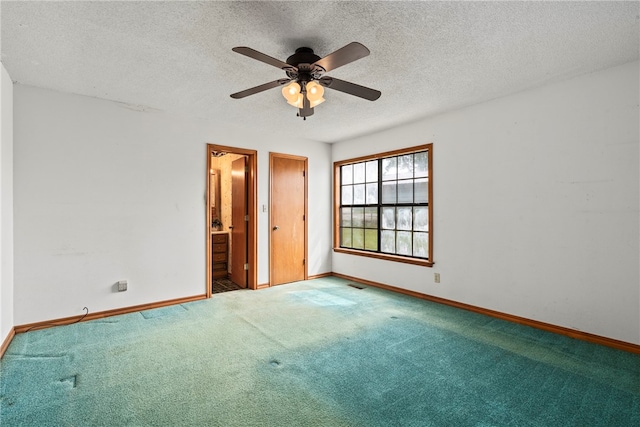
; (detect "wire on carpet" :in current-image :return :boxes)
[24,307,90,332]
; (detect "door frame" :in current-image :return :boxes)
[206,144,258,296]
[269,152,308,287]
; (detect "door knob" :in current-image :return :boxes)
[228,225,234,229]
[273,225,279,230]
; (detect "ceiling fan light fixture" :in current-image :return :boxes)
[287,93,304,108]
[305,81,323,99]
[231,43,380,119]
[306,81,325,108]
[282,81,301,103]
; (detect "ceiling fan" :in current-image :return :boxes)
[230,42,381,119]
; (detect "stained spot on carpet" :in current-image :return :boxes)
[288,290,356,306]
[140,305,188,319]
[390,316,399,319]
[347,283,365,289]
[0,396,15,407]
[270,360,281,367]
[59,375,78,388]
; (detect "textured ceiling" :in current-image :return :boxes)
[1,1,638,143]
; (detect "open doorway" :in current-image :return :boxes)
[206,144,257,297]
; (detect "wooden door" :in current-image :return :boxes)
[231,156,247,288]
[270,153,307,286]
[207,144,257,296]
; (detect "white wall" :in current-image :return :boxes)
[13,85,332,324]
[1,64,15,341]
[332,61,640,344]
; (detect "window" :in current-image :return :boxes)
[334,144,433,266]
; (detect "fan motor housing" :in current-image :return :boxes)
[286,47,321,68]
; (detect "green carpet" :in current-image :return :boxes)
[1,276,639,426]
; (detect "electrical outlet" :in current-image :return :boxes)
[434,273,440,283]
[117,280,128,292]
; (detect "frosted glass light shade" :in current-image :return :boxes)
[306,81,325,107]
[282,82,301,104]
[287,94,303,108]
[309,97,325,108]
[282,80,326,109]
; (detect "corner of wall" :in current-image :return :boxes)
[0,63,15,345]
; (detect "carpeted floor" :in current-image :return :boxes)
[1,276,639,426]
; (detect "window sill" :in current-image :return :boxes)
[333,247,433,267]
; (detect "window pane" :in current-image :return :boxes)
[341,228,352,247]
[396,231,412,255]
[414,151,428,178]
[397,179,413,203]
[353,184,365,204]
[341,207,352,227]
[352,228,364,249]
[382,207,395,229]
[414,178,428,203]
[337,147,431,263]
[342,164,353,185]
[352,207,364,227]
[397,154,414,179]
[353,162,365,184]
[364,229,378,251]
[366,160,378,182]
[414,207,428,231]
[364,207,378,228]
[381,230,395,253]
[381,181,396,204]
[366,183,378,204]
[397,207,412,230]
[342,185,353,205]
[382,157,396,181]
[413,232,429,258]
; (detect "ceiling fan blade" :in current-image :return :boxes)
[299,95,314,118]
[232,47,295,71]
[319,77,381,101]
[312,42,370,72]
[230,79,290,99]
